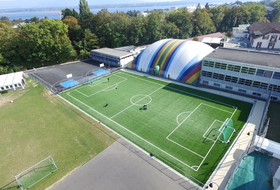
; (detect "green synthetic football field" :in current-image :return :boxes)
[60,70,252,185]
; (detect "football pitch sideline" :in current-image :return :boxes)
[60,70,252,185]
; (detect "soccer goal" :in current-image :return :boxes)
[218,118,235,143]
[15,156,58,190]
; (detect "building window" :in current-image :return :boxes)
[213,73,219,79]
[238,78,245,85]
[268,42,275,49]
[231,76,238,83]
[256,69,272,78]
[256,69,264,76]
[209,61,214,67]
[218,74,225,80]
[225,86,233,90]
[263,35,269,39]
[252,92,261,97]
[233,65,241,72]
[238,89,246,93]
[252,81,261,88]
[206,72,212,78]
[214,83,220,87]
[260,83,268,90]
[241,67,249,73]
[215,62,221,68]
[1,87,4,90]
[225,75,231,82]
[270,35,277,42]
[202,80,209,84]
[271,96,278,101]
[221,63,227,70]
[203,60,209,66]
[202,71,207,76]
[273,72,280,80]
[248,68,256,75]
[244,79,253,86]
[228,64,234,71]
[269,84,280,92]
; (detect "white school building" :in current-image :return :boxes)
[0,71,25,91]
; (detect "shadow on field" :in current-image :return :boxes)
[162,83,252,123]
[0,179,18,190]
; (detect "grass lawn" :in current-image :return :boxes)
[0,78,118,190]
[60,70,252,185]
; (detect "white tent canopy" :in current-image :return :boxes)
[254,135,280,159]
[0,71,25,91]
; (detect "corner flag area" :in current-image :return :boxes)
[60,70,252,185]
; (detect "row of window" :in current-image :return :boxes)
[0,83,22,90]
[203,60,280,80]
[262,35,279,41]
[201,71,280,92]
[202,80,279,100]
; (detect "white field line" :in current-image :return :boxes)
[64,91,196,170]
[195,107,237,171]
[110,85,163,119]
[166,103,205,158]
[120,70,237,110]
[202,120,223,142]
[74,74,128,97]
[65,71,239,172]
[166,103,237,170]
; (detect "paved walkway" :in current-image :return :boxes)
[51,138,199,190]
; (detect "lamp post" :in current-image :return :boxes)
[207,182,219,189]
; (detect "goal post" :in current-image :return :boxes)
[218,118,235,143]
[15,156,58,190]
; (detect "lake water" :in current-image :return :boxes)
[0,4,194,20]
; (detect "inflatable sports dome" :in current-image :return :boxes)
[128,39,214,85]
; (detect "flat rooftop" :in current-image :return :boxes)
[205,48,280,69]
[91,48,133,58]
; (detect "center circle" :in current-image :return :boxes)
[130,94,152,106]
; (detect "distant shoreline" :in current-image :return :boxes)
[0,1,221,13]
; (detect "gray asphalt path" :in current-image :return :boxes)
[51,138,200,190]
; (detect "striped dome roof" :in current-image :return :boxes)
[128,39,214,85]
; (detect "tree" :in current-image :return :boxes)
[210,6,227,31]
[195,3,201,11]
[128,16,147,45]
[192,9,216,36]
[17,20,76,68]
[193,36,199,41]
[271,0,280,22]
[243,3,266,23]
[0,20,21,72]
[166,8,193,39]
[145,11,164,44]
[79,0,91,21]
[205,3,210,10]
[29,17,40,23]
[0,16,9,21]
[61,8,79,20]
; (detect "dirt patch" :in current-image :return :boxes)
[0,89,28,107]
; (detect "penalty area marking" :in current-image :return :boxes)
[176,112,192,125]
[166,103,237,171]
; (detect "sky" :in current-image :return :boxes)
[0,0,191,9]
